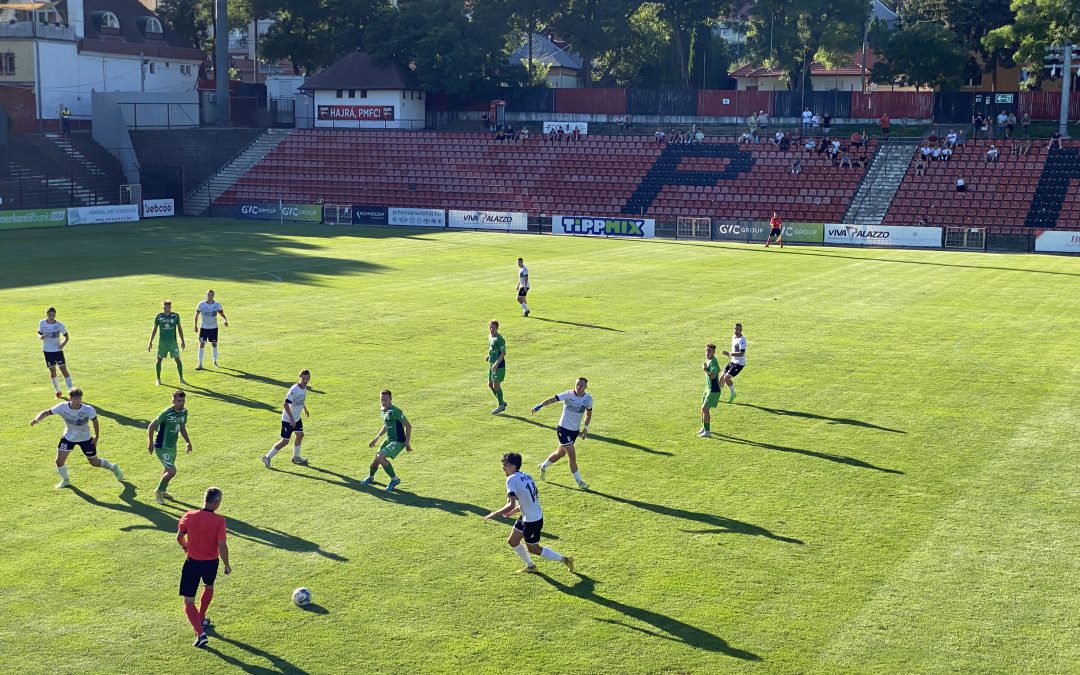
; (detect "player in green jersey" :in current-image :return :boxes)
[360,390,413,492]
[147,390,193,504]
[487,320,507,415]
[148,300,187,386]
[698,343,721,438]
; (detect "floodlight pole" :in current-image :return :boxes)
[215,0,229,125]
[1060,44,1073,139]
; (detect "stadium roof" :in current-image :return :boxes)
[300,52,421,91]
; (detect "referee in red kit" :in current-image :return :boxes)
[177,486,231,648]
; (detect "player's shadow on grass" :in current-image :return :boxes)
[93,407,147,430]
[560,485,803,545]
[204,626,309,674]
[736,403,905,434]
[530,316,625,332]
[71,482,177,532]
[211,367,326,394]
[710,432,904,475]
[182,383,280,414]
[499,414,672,456]
[537,573,760,661]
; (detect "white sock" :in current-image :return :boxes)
[293,444,302,459]
[522,303,529,311]
[572,470,584,483]
[64,376,73,389]
[729,383,736,394]
[266,445,282,459]
[512,543,533,566]
[98,458,114,470]
[540,547,564,562]
[51,377,60,392]
[212,347,219,363]
[198,348,204,366]
[57,465,69,480]
[540,460,552,469]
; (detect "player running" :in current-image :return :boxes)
[360,389,413,491]
[147,390,193,504]
[177,486,231,648]
[516,258,530,317]
[194,290,229,370]
[487,320,507,415]
[484,452,574,574]
[148,300,187,386]
[533,377,593,490]
[38,306,74,399]
[765,212,784,248]
[699,343,721,438]
[720,323,747,403]
[263,370,311,468]
[30,388,123,488]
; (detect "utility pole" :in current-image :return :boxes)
[1060,44,1073,139]
[214,0,229,125]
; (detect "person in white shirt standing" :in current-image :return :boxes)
[532,377,593,489]
[516,258,530,317]
[38,307,74,399]
[194,290,229,370]
[720,323,747,403]
[30,388,123,488]
[263,370,311,467]
[484,452,574,574]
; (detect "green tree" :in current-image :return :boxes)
[901,0,1016,89]
[986,0,1080,87]
[549,0,642,86]
[871,22,969,89]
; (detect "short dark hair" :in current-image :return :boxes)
[299,369,310,378]
[577,377,588,385]
[381,389,392,398]
[204,487,222,504]
[69,387,83,398]
[173,390,186,398]
[502,452,522,470]
[207,289,214,294]
[517,258,523,262]
[735,323,742,329]
[490,320,499,328]
[47,307,56,313]
[706,343,716,350]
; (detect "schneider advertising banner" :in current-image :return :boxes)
[67,205,140,225]
[236,201,322,222]
[388,207,446,228]
[825,224,942,248]
[0,208,67,230]
[352,204,388,225]
[1035,230,1080,253]
[552,215,655,238]
[714,221,823,243]
[448,210,528,231]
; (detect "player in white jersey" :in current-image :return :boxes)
[532,377,593,489]
[516,258,530,317]
[263,370,311,467]
[30,388,123,488]
[38,307,74,399]
[484,452,574,574]
[193,290,229,370]
[720,323,747,403]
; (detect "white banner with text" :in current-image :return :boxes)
[142,199,175,218]
[1035,230,1080,253]
[448,210,528,231]
[824,224,942,248]
[67,204,140,225]
[388,207,445,228]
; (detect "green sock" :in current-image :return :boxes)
[155,361,162,379]
[495,389,505,405]
[176,359,183,379]
[383,462,397,479]
[704,422,711,431]
[157,477,169,492]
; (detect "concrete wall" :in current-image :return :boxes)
[311,88,424,129]
[0,41,36,83]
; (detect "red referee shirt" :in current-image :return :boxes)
[770,216,782,229]
[178,509,226,561]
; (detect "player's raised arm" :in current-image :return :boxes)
[532,395,559,413]
[30,408,53,425]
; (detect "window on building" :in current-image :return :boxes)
[146,61,155,74]
[336,89,343,98]
[100,11,119,29]
[144,17,163,34]
[0,53,14,76]
[360,89,367,98]
[180,64,191,76]
[348,89,355,98]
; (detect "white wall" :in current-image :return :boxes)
[37,41,198,119]
[312,88,424,129]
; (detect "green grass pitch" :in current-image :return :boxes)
[2,219,1079,673]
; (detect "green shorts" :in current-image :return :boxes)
[379,439,406,460]
[157,342,180,359]
[488,366,506,383]
[702,391,721,409]
[155,446,177,469]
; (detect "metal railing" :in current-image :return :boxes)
[0,21,75,40]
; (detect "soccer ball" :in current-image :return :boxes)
[292,587,312,607]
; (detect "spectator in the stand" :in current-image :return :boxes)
[778,133,791,151]
[791,158,802,175]
[556,126,566,141]
[1019,139,1033,156]
[972,112,984,139]
[986,144,999,162]
[822,113,832,138]
[520,127,530,141]
[1006,112,1016,139]
[655,128,665,144]
[830,139,841,154]
[1049,131,1063,149]
[850,131,864,148]
[757,110,770,132]
[995,110,1008,139]
[915,158,926,176]
[773,129,785,146]
[941,146,952,161]
[571,127,581,141]
[879,112,890,137]
[804,137,816,153]
[1021,112,1031,138]
[694,129,704,143]
[802,107,812,134]
[739,129,754,145]
[956,176,967,192]
[839,150,853,168]
[60,105,71,134]
[927,132,938,146]
[945,129,958,147]
[956,129,967,146]
[623,115,632,130]
[495,127,506,141]
[931,146,942,161]
[811,112,821,136]
[920,145,932,161]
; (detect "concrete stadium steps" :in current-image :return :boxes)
[213,130,876,224]
[843,138,920,226]
[184,128,292,216]
[131,128,265,194]
[3,132,125,207]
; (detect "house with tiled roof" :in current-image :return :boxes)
[299,51,425,129]
[510,33,583,88]
[730,50,888,91]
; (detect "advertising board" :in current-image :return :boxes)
[824,224,942,248]
[713,221,823,243]
[1035,229,1080,253]
[552,215,655,238]
[67,205,140,225]
[0,208,67,230]
[236,202,322,222]
[543,121,588,135]
[317,105,395,121]
[448,210,528,231]
[142,199,175,218]
[388,207,445,227]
